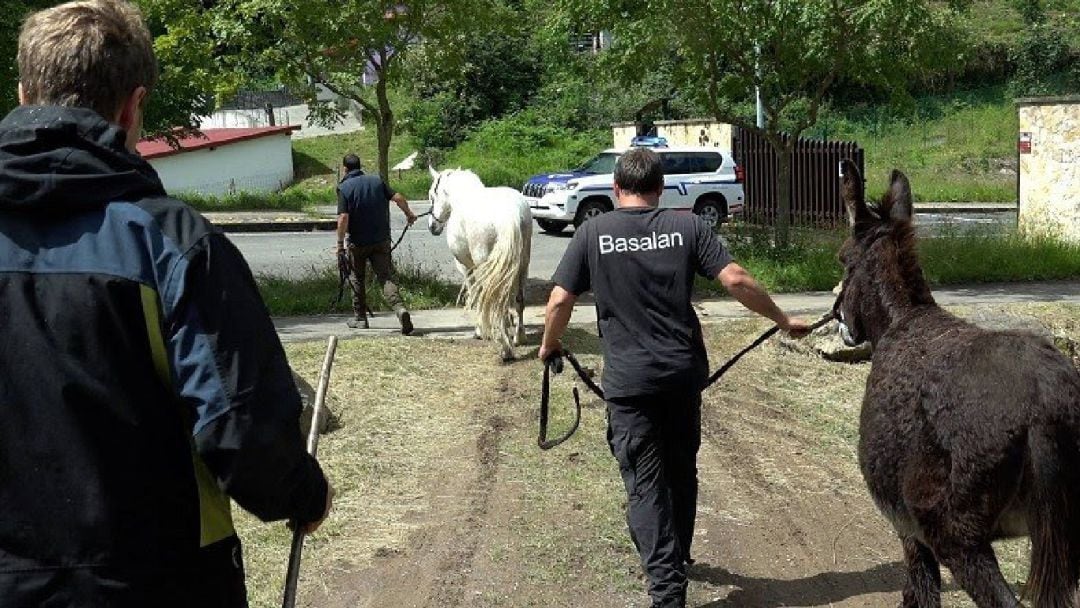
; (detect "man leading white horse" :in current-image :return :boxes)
[336,153,418,333]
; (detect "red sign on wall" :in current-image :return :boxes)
[1019,132,1032,154]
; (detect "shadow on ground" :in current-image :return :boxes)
[690,561,906,607]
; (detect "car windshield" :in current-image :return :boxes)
[574,152,620,174]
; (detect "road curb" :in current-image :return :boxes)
[216,220,337,233]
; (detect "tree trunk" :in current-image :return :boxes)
[774,142,793,248]
[374,69,393,182]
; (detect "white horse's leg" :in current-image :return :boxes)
[514,215,532,346]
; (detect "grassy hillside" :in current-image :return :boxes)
[815,86,1019,202]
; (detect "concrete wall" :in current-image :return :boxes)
[1018,97,1080,241]
[148,133,295,196]
[611,119,734,151]
[656,120,733,151]
[612,122,637,149]
[200,101,364,140]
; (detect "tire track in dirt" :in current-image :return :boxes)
[314,378,511,608]
[689,392,903,607]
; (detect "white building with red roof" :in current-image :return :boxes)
[136,125,300,197]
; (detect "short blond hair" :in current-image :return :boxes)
[17,0,158,120]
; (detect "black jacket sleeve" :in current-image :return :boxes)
[168,232,328,524]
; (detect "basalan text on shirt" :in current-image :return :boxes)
[598,231,685,255]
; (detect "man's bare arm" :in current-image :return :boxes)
[539,286,578,361]
[718,263,810,337]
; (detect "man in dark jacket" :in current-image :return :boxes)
[336,153,417,333]
[540,148,809,608]
[0,1,331,606]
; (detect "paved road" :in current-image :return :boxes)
[231,204,1017,280]
[232,202,572,280]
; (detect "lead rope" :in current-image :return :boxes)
[538,310,837,450]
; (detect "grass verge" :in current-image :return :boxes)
[257,259,458,317]
[695,225,1080,297]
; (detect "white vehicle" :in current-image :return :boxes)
[524,147,745,234]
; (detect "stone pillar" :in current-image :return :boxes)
[1017,96,1080,241]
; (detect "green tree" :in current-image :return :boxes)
[554,0,964,245]
[209,0,487,180]
[401,3,543,149]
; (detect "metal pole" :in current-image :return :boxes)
[281,335,338,608]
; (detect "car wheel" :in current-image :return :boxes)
[574,200,610,228]
[536,219,568,234]
[694,198,727,231]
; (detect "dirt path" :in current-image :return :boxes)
[688,389,902,606]
[286,305,1080,607]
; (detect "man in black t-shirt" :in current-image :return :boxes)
[540,148,810,608]
[335,153,417,333]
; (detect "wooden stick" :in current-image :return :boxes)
[281,335,338,608]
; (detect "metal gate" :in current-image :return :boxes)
[733,127,864,227]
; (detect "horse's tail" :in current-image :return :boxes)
[466,210,526,349]
[1025,424,1080,608]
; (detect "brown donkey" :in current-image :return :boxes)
[835,159,1080,608]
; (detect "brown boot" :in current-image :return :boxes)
[396,308,413,335]
[346,316,369,329]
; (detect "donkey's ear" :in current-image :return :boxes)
[886,170,913,221]
[840,159,870,227]
[428,165,439,179]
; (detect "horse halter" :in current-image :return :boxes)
[428,171,450,224]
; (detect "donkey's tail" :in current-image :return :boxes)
[466,212,525,350]
[1026,425,1080,608]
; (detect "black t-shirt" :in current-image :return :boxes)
[337,170,397,246]
[552,207,733,399]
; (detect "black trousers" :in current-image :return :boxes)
[348,240,404,318]
[606,391,702,606]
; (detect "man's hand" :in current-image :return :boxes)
[405,211,417,226]
[291,483,334,535]
[538,340,563,363]
[780,316,812,339]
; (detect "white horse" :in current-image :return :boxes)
[427,167,532,361]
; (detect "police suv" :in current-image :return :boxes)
[523,147,745,233]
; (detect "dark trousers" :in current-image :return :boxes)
[348,241,404,317]
[607,391,702,606]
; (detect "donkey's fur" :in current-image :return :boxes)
[837,160,1080,607]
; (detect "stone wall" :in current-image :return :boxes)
[1018,97,1080,241]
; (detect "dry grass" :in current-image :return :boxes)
[234,336,498,607]
[233,303,1080,608]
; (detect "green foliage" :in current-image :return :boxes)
[202,0,491,179]
[440,110,607,189]
[401,7,543,149]
[1,0,217,135]
[810,86,1019,202]
[178,189,318,212]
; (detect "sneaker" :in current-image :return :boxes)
[346,317,368,329]
[398,310,413,335]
